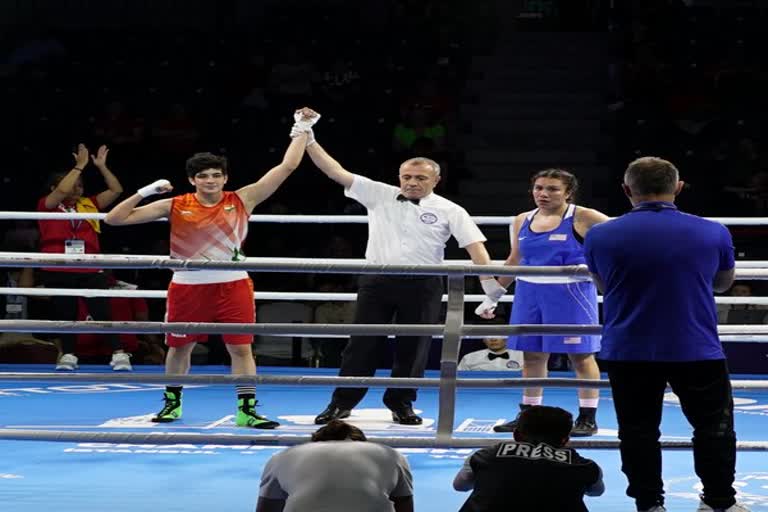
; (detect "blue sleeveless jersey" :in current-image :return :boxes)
[508,204,600,354]
[518,204,587,271]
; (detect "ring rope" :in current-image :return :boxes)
[3,211,768,226]
[2,320,768,344]
[3,253,768,281]
[1,373,766,390]
[4,287,768,306]
[3,252,768,269]
[0,254,589,278]
[3,320,768,337]
[2,429,765,450]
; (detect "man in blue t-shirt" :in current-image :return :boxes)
[584,156,748,512]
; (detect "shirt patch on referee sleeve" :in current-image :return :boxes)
[563,336,582,344]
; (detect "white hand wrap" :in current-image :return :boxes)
[293,110,320,130]
[137,179,171,198]
[290,125,316,146]
[481,279,508,301]
[474,279,507,317]
[474,297,499,317]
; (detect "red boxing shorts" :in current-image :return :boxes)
[165,278,255,347]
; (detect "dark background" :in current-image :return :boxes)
[2,0,767,372]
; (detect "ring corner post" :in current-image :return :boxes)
[436,274,465,446]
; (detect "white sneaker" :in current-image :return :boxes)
[110,352,132,371]
[55,353,78,371]
[697,501,751,512]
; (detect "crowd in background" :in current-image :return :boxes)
[1,0,767,371]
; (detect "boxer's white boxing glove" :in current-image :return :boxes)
[137,179,172,198]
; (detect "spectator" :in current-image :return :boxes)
[37,143,130,372]
[392,107,446,154]
[75,273,165,365]
[717,283,768,324]
[266,45,314,108]
[0,263,56,364]
[151,102,200,159]
[253,301,314,366]
[317,57,361,106]
[311,279,357,367]
[256,420,414,512]
[457,337,523,371]
[92,100,145,148]
[453,405,604,512]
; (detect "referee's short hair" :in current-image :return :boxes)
[401,157,440,176]
[624,156,679,196]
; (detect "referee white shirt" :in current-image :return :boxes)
[458,349,524,371]
[258,440,414,512]
[346,175,486,265]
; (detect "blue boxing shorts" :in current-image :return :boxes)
[508,279,600,354]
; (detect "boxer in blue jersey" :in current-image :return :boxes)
[476,169,609,436]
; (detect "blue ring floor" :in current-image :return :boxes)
[1,365,767,512]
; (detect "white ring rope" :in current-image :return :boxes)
[1,373,767,390]
[2,429,766,450]
[0,253,588,278]
[6,212,768,226]
[3,253,768,280]
[1,319,768,340]
[4,287,768,306]
[4,211,768,226]
[2,252,767,269]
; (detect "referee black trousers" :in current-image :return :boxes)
[39,270,122,355]
[603,359,737,510]
[331,275,443,410]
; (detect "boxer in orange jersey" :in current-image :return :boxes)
[105,110,319,428]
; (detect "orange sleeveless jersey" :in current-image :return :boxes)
[169,192,249,260]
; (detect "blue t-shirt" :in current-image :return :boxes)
[584,201,734,361]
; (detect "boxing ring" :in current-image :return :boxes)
[2,212,768,511]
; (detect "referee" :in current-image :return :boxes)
[299,109,495,425]
[584,156,748,512]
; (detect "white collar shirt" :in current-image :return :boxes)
[345,175,486,265]
[457,349,524,371]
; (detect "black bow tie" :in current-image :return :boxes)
[396,194,420,205]
[488,352,510,361]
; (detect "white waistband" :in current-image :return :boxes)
[517,276,593,284]
[171,270,249,285]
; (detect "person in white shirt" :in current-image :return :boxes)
[256,420,414,512]
[292,107,501,426]
[458,337,524,371]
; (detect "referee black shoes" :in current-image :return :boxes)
[314,403,352,424]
